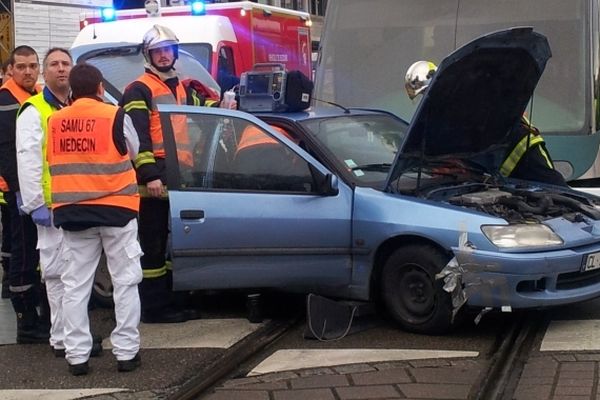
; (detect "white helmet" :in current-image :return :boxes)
[405,61,437,100]
[142,24,179,70]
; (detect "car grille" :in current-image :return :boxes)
[556,269,600,290]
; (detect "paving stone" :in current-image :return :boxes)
[576,354,600,361]
[336,384,401,399]
[221,377,263,387]
[260,371,299,382]
[203,390,269,400]
[513,384,552,400]
[559,370,594,379]
[449,359,480,368]
[290,374,350,389]
[552,396,593,400]
[560,362,595,371]
[554,386,593,396]
[408,359,451,368]
[398,383,470,399]
[410,367,478,384]
[518,376,555,385]
[273,388,335,400]
[520,364,558,378]
[351,368,411,385]
[555,378,594,387]
[334,364,376,374]
[373,362,407,371]
[297,367,336,377]
[553,354,577,362]
[217,380,288,390]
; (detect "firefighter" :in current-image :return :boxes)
[120,24,235,323]
[0,45,48,344]
[47,63,142,376]
[16,48,102,358]
[404,60,566,186]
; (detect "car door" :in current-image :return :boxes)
[158,105,354,295]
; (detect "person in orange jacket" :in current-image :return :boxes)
[120,25,236,323]
[0,45,48,344]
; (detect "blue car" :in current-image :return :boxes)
[93,28,600,334]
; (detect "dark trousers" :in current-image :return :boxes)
[5,191,39,290]
[138,197,171,313]
[1,203,11,272]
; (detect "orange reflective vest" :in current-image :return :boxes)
[47,98,139,212]
[0,79,42,192]
[0,78,42,105]
[236,125,293,156]
[135,73,192,166]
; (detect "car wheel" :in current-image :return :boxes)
[92,253,114,308]
[381,244,453,334]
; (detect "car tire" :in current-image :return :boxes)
[381,244,454,334]
[92,253,114,308]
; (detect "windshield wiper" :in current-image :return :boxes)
[351,163,392,172]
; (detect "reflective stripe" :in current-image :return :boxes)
[0,192,5,205]
[50,159,134,176]
[1,251,11,257]
[142,264,168,279]
[52,183,138,204]
[9,284,34,293]
[165,260,172,270]
[0,104,20,111]
[134,151,156,169]
[123,100,148,113]
[500,134,545,177]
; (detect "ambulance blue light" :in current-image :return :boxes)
[191,1,206,16]
[100,7,116,22]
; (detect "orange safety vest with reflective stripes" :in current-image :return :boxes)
[47,98,139,212]
[0,79,42,192]
[135,73,192,166]
[236,125,293,156]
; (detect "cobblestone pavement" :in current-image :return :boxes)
[514,353,600,400]
[201,358,486,400]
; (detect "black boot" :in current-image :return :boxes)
[12,292,50,344]
[1,257,9,299]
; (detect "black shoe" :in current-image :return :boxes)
[92,333,103,344]
[117,353,141,372]
[53,347,65,358]
[54,342,102,358]
[141,307,188,324]
[68,361,89,376]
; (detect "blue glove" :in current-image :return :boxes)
[15,191,25,216]
[31,205,51,227]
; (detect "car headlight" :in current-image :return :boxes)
[481,224,563,248]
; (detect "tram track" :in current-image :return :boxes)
[474,311,545,400]
[168,316,299,400]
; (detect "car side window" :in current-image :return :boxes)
[175,113,315,193]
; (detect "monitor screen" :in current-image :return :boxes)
[246,73,271,95]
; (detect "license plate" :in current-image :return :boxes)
[583,251,600,272]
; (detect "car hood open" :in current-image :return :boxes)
[386,27,551,186]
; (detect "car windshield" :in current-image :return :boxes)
[78,45,220,99]
[300,114,407,187]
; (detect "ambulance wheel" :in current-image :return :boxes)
[92,253,114,308]
[381,244,454,334]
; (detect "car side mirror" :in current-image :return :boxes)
[317,173,339,196]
